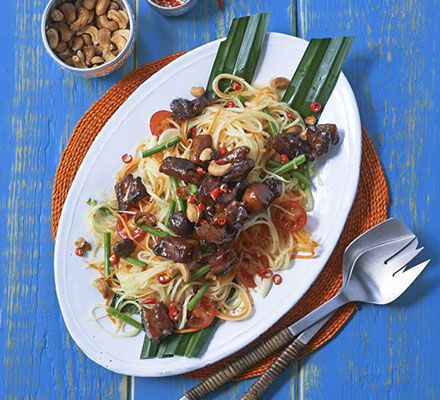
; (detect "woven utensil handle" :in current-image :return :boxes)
[240,339,307,400]
[184,328,295,400]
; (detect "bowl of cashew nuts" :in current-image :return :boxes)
[41,0,136,78]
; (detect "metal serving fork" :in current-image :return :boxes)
[180,219,423,400]
[241,231,429,399]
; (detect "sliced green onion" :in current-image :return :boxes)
[189,264,211,282]
[106,306,142,329]
[140,336,159,359]
[205,13,270,98]
[184,319,218,358]
[188,281,211,311]
[164,199,176,227]
[238,95,249,104]
[171,177,185,211]
[122,256,148,268]
[271,154,307,176]
[189,183,198,195]
[263,106,278,137]
[282,37,354,120]
[142,136,181,158]
[139,224,169,238]
[104,231,111,277]
[87,198,97,206]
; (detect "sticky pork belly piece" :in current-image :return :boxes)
[141,302,174,343]
[195,223,235,245]
[113,238,136,257]
[207,245,239,277]
[159,156,203,185]
[153,237,201,263]
[114,173,149,211]
[168,211,194,237]
[242,178,282,213]
[170,95,212,123]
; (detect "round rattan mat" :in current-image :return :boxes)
[51,53,389,380]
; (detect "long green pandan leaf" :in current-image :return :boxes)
[205,13,270,98]
[282,36,354,120]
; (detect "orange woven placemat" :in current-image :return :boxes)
[51,53,389,380]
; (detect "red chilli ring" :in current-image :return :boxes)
[273,274,283,285]
[122,153,133,164]
[258,268,273,279]
[310,102,322,113]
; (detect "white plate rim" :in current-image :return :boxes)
[54,32,362,377]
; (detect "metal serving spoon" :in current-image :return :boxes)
[180,219,418,400]
[240,231,429,399]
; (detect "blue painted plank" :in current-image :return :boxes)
[295,0,440,399]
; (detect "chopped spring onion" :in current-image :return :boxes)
[106,306,142,329]
[238,94,249,104]
[282,37,354,120]
[122,256,148,268]
[263,107,278,137]
[139,224,169,238]
[271,154,306,176]
[189,183,198,195]
[171,177,185,211]
[164,199,176,227]
[142,136,181,158]
[189,264,211,282]
[188,281,211,311]
[205,13,270,98]
[103,232,111,277]
[267,160,310,188]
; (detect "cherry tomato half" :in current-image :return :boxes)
[149,110,173,138]
[273,200,307,232]
[187,296,216,329]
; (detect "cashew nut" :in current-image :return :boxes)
[82,33,92,46]
[270,77,290,90]
[51,9,65,22]
[109,1,119,10]
[70,7,90,32]
[93,45,103,56]
[91,56,105,65]
[72,54,87,68]
[83,45,96,66]
[190,86,205,97]
[111,34,126,54]
[59,3,76,25]
[285,125,302,134]
[112,29,130,42]
[304,115,317,125]
[199,148,213,162]
[206,272,218,282]
[71,36,84,51]
[108,9,129,30]
[52,22,73,42]
[102,47,115,62]
[167,263,190,283]
[97,28,111,49]
[75,0,84,9]
[87,9,95,24]
[77,49,86,62]
[186,202,201,223]
[208,161,232,176]
[77,25,99,45]
[57,48,74,61]
[96,0,110,15]
[46,28,59,50]
[83,0,98,10]
[96,14,119,32]
[93,278,112,299]
[64,57,74,66]
[55,41,67,53]
[134,212,156,227]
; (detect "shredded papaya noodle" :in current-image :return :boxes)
[85,74,318,336]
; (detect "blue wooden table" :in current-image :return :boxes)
[1,0,439,398]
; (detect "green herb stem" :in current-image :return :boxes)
[104,232,111,277]
[238,95,249,104]
[266,160,310,188]
[188,281,211,311]
[142,136,181,158]
[271,154,307,176]
[122,256,148,268]
[106,306,142,329]
[263,106,278,137]
[164,200,176,227]
[189,264,211,282]
[139,224,169,238]
[171,177,185,211]
[189,184,198,195]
